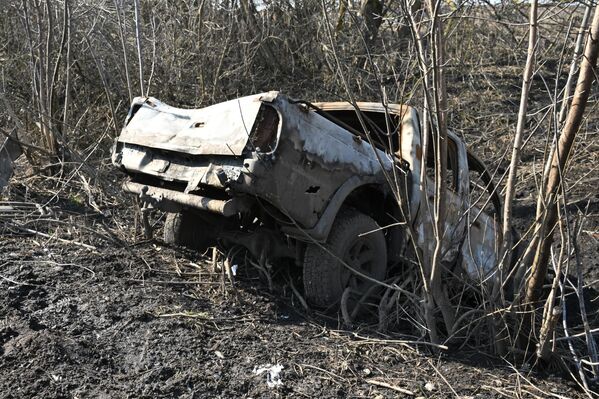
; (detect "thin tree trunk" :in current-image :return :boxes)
[516,3,593,292]
[500,0,537,278]
[114,0,133,103]
[426,0,455,339]
[402,0,440,343]
[558,5,593,124]
[360,0,384,45]
[49,0,69,140]
[336,0,348,33]
[133,0,145,96]
[490,0,538,355]
[430,0,454,336]
[62,0,71,141]
[525,3,599,304]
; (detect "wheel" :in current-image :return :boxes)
[303,208,387,311]
[163,211,213,250]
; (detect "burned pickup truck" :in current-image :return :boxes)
[113,91,502,309]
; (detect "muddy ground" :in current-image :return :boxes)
[1,67,598,398]
[0,192,596,399]
[2,1,598,396]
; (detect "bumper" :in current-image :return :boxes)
[123,181,248,217]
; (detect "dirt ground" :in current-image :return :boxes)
[1,70,598,398]
[0,214,595,398]
[2,0,599,396]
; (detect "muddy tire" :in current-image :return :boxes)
[303,208,387,309]
[163,211,212,250]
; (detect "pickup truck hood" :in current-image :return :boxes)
[117,93,275,156]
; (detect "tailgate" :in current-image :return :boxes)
[117,93,270,156]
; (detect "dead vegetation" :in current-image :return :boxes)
[1,0,599,397]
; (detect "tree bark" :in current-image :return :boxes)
[134,0,145,96]
[525,3,599,304]
[360,0,384,45]
[500,0,537,282]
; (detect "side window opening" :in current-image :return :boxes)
[467,153,501,219]
[250,104,280,153]
[322,110,401,153]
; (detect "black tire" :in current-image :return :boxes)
[163,211,212,250]
[303,208,387,309]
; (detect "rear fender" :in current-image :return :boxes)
[282,175,407,245]
[282,176,380,242]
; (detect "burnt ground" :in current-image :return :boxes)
[0,237,589,399]
[0,202,596,398]
[1,111,598,398]
[0,66,598,397]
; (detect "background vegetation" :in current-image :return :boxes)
[1,0,598,393]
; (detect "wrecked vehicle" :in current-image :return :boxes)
[112,91,502,310]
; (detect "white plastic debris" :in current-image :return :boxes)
[424,382,436,392]
[231,264,238,276]
[253,364,284,388]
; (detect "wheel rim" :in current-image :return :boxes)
[341,237,376,291]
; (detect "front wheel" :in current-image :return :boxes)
[303,208,387,312]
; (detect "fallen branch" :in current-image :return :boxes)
[6,223,96,251]
[365,379,415,396]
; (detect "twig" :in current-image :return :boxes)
[365,379,415,396]
[428,358,459,398]
[299,363,347,384]
[8,223,96,250]
[127,279,220,286]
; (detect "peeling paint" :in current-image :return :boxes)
[113,92,502,283]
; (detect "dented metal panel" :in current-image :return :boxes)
[460,153,503,279]
[462,210,500,279]
[279,99,394,175]
[116,144,243,190]
[237,96,398,231]
[114,91,502,283]
[118,93,270,156]
[314,103,423,216]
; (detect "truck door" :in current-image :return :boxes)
[417,131,469,266]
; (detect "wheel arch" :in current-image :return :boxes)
[282,176,395,243]
[342,184,394,228]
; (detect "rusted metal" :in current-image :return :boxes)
[117,94,267,156]
[249,104,280,152]
[114,91,502,283]
[122,181,247,217]
[115,93,398,234]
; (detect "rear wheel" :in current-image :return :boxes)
[303,208,387,313]
[163,211,213,250]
